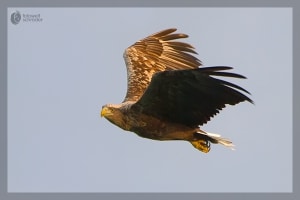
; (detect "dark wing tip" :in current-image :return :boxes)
[198,66,233,72]
[199,66,248,79]
[197,66,254,104]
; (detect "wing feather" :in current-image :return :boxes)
[132,67,253,126]
[123,28,201,102]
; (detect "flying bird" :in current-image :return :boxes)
[101,28,253,153]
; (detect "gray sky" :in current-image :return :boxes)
[7,7,292,192]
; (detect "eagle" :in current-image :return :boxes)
[101,28,253,153]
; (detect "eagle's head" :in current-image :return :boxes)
[101,104,129,131]
[101,104,121,118]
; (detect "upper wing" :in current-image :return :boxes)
[132,66,253,127]
[123,28,201,102]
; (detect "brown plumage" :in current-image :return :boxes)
[101,28,253,153]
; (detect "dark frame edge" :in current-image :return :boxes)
[1,0,298,200]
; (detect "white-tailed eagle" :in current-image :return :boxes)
[101,28,253,153]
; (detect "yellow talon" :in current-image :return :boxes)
[190,140,210,153]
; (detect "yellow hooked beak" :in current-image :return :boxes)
[101,107,111,117]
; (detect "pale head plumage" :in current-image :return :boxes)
[101,102,133,131]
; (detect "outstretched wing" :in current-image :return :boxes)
[132,66,253,126]
[123,28,201,102]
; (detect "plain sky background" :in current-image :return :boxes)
[7,7,292,192]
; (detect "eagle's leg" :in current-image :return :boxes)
[190,140,211,153]
[190,129,235,153]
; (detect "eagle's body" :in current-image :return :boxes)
[101,28,253,153]
[103,103,196,140]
